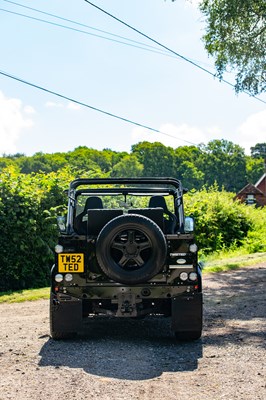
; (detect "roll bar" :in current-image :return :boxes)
[69,177,182,190]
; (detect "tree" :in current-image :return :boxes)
[174,145,204,189]
[66,147,125,174]
[200,0,266,95]
[198,139,246,192]
[18,152,67,174]
[250,143,266,159]
[179,161,205,190]
[111,155,143,177]
[132,142,175,177]
[246,156,265,184]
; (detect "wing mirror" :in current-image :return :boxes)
[57,216,66,232]
[184,216,195,233]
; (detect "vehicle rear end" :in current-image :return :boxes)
[50,178,202,340]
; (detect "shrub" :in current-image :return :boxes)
[184,186,254,254]
[241,206,266,253]
[0,167,72,291]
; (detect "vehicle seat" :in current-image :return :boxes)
[148,196,177,234]
[74,196,103,234]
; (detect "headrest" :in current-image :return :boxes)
[148,196,168,212]
[84,196,103,210]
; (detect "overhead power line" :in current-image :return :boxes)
[0,3,212,66]
[0,7,170,56]
[0,0,176,57]
[84,0,266,105]
[0,69,199,147]
[2,0,265,104]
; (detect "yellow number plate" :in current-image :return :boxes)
[58,253,84,273]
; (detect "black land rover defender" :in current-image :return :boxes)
[50,178,202,340]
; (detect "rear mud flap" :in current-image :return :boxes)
[171,293,203,332]
[50,296,82,332]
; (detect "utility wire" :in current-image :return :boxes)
[0,69,199,147]
[84,0,266,105]
[0,7,181,58]
[0,1,218,68]
[1,0,173,55]
[2,0,265,104]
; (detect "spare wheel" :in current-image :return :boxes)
[96,214,167,284]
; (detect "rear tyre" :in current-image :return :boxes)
[50,330,77,340]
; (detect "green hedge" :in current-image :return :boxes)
[184,186,265,254]
[0,167,71,291]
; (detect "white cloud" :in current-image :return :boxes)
[45,101,63,108]
[132,122,210,148]
[237,109,266,154]
[67,102,81,111]
[23,105,36,114]
[45,101,81,111]
[0,91,34,154]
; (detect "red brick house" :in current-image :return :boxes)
[236,173,266,207]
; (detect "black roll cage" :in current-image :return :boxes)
[66,177,186,234]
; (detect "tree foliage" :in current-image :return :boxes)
[132,141,175,177]
[200,0,266,95]
[251,142,266,159]
[0,140,264,192]
[174,145,204,190]
[198,139,246,191]
[111,154,144,177]
[245,156,265,184]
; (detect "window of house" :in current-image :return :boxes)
[246,194,256,204]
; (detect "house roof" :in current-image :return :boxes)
[236,183,264,196]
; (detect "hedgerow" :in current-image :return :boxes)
[0,167,73,291]
[184,186,265,254]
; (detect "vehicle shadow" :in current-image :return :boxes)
[39,317,203,380]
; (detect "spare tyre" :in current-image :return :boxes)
[96,214,167,284]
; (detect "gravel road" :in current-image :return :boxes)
[0,264,265,400]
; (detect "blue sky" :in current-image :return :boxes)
[0,0,265,156]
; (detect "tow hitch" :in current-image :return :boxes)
[113,293,141,317]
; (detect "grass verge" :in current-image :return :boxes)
[1,252,266,303]
[0,287,50,304]
[202,252,266,273]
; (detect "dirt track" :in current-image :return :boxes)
[0,264,265,400]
